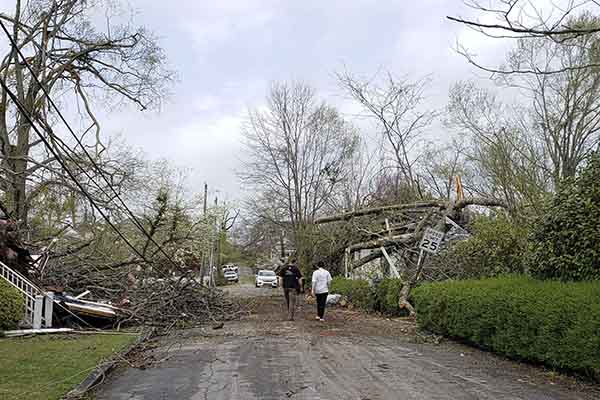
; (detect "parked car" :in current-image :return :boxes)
[255,270,278,288]
[223,264,239,273]
[224,270,239,283]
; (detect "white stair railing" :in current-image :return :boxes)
[0,261,48,327]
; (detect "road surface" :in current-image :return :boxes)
[95,275,598,399]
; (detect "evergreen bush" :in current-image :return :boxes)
[528,155,600,281]
[413,276,600,380]
[0,279,24,331]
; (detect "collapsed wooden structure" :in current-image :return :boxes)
[314,197,506,315]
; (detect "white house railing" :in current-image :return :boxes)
[0,261,50,327]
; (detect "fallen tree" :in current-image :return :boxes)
[0,190,241,332]
[315,197,507,316]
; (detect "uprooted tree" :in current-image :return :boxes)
[314,197,506,316]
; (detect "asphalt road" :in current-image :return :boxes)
[95,277,599,400]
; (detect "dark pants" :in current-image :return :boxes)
[316,292,328,319]
[284,288,297,320]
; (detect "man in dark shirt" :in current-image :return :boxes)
[277,261,303,321]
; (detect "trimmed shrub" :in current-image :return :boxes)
[330,277,374,310]
[528,154,600,281]
[413,276,600,380]
[374,278,404,315]
[0,279,24,331]
[330,277,406,315]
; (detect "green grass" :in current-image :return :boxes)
[0,333,136,400]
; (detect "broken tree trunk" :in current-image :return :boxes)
[314,201,442,224]
[347,233,415,253]
[316,197,507,317]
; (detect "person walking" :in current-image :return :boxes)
[311,261,332,322]
[277,259,303,321]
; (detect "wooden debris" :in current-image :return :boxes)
[3,328,73,337]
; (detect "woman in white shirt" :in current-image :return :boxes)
[311,261,332,322]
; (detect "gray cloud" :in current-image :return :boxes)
[0,0,512,198]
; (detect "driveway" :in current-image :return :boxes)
[95,283,599,400]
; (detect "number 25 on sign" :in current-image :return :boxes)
[419,227,445,254]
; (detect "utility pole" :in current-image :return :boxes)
[209,195,220,287]
[201,183,209,285]
[203,183,208,214]
[212,196,220,286]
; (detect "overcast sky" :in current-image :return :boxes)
[3,0,512,200]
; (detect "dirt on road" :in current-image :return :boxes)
[95,283,599,400]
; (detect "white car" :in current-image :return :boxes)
[255,270,278,288]
[223,264,239,273]
[223,270,239,283]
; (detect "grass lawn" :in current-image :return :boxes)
[0,333,136,400]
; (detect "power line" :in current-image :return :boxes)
[0,19,180,269]
[2,94,178,283]
[36,121,144,223]
[0,78,156,267]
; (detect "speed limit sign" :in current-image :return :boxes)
[419,227,445,254]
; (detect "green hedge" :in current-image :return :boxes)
[330,277,374,310]
[413,276,600,380]
[331,277,405,315]
[0,279,24,331]
[374,278,404,315]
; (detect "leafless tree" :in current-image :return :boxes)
[240,81,358,266]
[235,209,289,263]
[449,0,600,73]
[337,70,438,200]
[503,24,600,181]
[325,137,377,212]
[446,81,552,211]
[0,0,173,227]
[418,139,473,201]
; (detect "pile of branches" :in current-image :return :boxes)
[121,279,240,330]
[36,244,240,331]
[42,256,135,299]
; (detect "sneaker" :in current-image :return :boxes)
[315,316,321,321]
[319,318,325,322]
